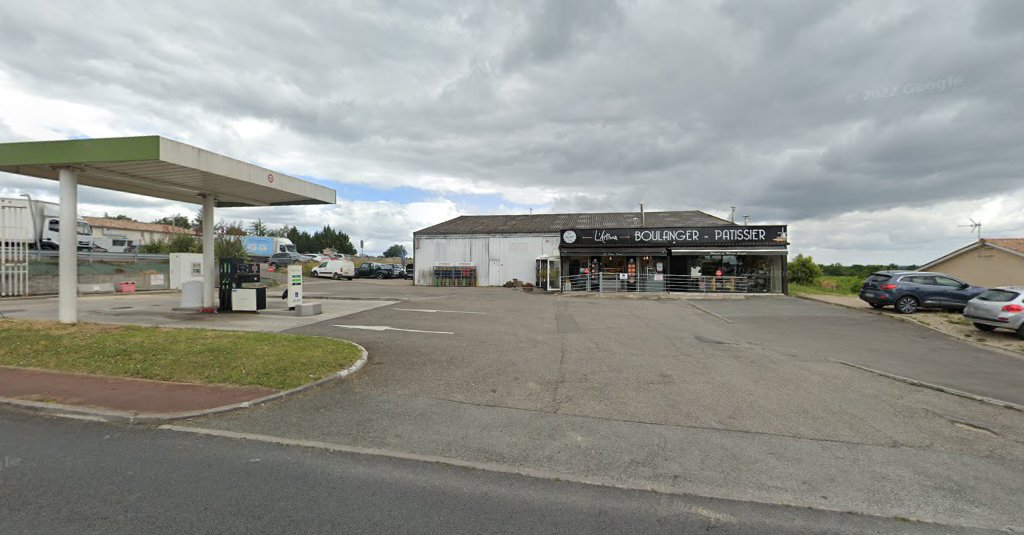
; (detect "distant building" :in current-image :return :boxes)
[83,217,196,246]
[920,238,1024,287]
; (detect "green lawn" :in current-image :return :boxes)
[0,319,362,390]
[788,276,864,296]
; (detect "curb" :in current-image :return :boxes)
[0,342,369,425]
[830,359,1023,412]
[302,295,406,302]
[794,294,1024,360]
[557,292,756,300]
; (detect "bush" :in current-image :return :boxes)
[168,233,200,253]
[213,236,249,262]
[301,261,320,277]
[138,240,169,254]
[788,254,822,285]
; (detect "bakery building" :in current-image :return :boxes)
[413,210,789,293]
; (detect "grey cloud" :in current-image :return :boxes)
[503,0,625,67]
[1,0,1023,263]
[974,0,1024,37]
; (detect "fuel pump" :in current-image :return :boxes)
[218,257,266,312]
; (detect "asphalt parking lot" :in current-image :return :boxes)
[183,281,1024,529]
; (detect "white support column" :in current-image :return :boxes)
[58,167,78,324]
[202,194,216,309]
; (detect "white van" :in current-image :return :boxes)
[311,260,355,280]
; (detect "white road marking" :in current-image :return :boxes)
[333,324,454,335]
[393,308,485,315]
[157,424,733,516]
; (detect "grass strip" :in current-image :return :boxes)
[0,319,361,390]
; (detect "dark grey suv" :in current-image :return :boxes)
[859,271,986,314]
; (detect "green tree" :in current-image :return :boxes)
[153,214,192,228]
[221,221,247,236]
[248,219,270,236]
[192,208,205,233]
[104,213,135,221]
[788,254,822,285]
[167,233,201,253]
[382,244,407,258]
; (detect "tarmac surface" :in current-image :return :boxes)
[0,412,999,534]
[3,278,1023,529]
[172,282,1024,530]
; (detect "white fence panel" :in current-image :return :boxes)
[0,199,30,297]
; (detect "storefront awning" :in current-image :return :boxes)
[560,248,668,256]
[670,248,788,255]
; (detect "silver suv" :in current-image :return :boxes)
[963,287,1024,339]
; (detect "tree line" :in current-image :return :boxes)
[788,255,919,285]
[140,212,411,257]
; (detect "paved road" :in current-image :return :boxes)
[2,412,991,535]
[174,288,1024,529]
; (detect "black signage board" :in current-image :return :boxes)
[559,225,788,248]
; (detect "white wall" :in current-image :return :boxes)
[414,234,559,286]
[91,227,192,245]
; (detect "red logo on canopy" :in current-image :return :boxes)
[267,173,275,183]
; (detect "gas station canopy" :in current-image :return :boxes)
[0,135,335,207]
[0,135,336,323]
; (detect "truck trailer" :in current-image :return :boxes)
[0,197,94,250]
[240,235,298,261]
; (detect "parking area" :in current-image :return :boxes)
[177,287,1024,527]
[184,287,1024,455]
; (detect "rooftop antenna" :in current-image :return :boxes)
[958,218,982,241]
[743,215,749,226]
[730,206,736,223]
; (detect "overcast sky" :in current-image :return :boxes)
[1,0,1022,263]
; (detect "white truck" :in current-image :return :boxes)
[0,197,94,250]
[240,235,298,261]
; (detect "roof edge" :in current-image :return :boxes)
[0,136,160,166]
[919,239,1024,269]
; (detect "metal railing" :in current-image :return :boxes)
[26,250,170,263]
[560,273,771,294]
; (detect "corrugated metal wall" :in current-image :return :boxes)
[414,234,559,286]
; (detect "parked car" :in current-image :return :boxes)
[859,271,986,314]
[268,251,307,268]
[388,264,407,279]
[963,287,1024,339]
[305,254,331,263]
[405,264,414,278]
[354,262,394,279]
[311,259,356,280]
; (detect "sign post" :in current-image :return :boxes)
[287,265,303,310]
